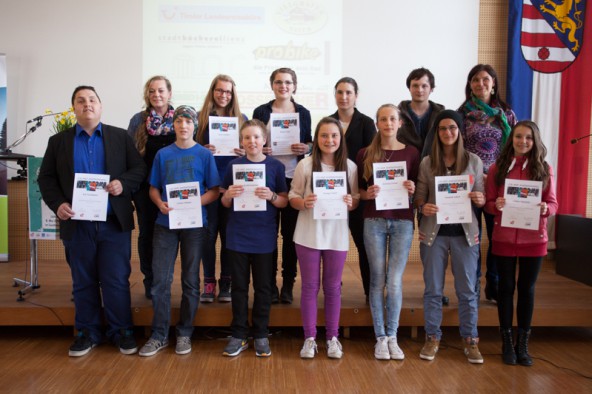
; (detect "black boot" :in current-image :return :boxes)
[500,328,517,365]
[280,280,294,304]
[515,328,533,366]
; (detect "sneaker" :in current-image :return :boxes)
[420,335,440,361]
[176,336,192,355]
[388,336,405,360]
[254,337,272,357]
[300,337,318,359]
[326,337,343,359]
[200,282,216,303]
[117,329,138,355]
[223,337,248,357]
[139,338,169,357]
[464,337,484,364]
[374,337,390,360]
[218,279,231,303]
[69,331,97,357]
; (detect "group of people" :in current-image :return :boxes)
[37,65,557,367]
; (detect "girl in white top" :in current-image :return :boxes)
[289,117,359,360]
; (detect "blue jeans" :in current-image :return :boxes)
[474,206,496,287]
[63,217,133,344]
[420,235,479,340]
[364,218,413,338]
[151,224,206,340]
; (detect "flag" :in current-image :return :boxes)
[507,0,591,216]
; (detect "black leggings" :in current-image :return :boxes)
[496,255,543,330]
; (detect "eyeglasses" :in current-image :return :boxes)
[273,80,294,86]
[214,88,233,96]
[438,125,458,133]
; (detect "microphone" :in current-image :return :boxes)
[26,112,61,124]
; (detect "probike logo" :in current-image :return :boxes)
[274,1,328,35]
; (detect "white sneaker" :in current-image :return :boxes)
[374,336,390,360]
[300,337,317,359]
[326,337,343,359]
[388,336,405,360]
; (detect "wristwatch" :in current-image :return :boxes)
[270,192,278,202]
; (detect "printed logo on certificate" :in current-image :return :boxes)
[166,181,203,229]
[232,164,266,211]
[209,116,240,156]
[501,179,542,230]
[312,171,347,220]
[71,173,110,221]
[269,113,300,156]
[373,161,409,210]
[435,175,472,224]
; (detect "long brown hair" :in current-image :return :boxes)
[430,111,470,176]
[310,117,350,191]
[196,74,244,144]
[494,120,550,188]
[462,64,510,111]
[362,104,420,180]
[135,75,172,156]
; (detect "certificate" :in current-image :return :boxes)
[435,175,472,224]
[166,182,203,229]
[373,161,409,210]
[232,164,266,211]
[71,173,110,221]
[208,116,240,156]
[501,179,542,230]
[312,171,347,220]
[269,113,300,156]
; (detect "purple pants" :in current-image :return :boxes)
[296,243,347,339]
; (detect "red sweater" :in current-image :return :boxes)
[485,156,558,257]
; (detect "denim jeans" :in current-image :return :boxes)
[150,224,206,340]
[364,218,413,338]
[474,206,496,287]
[420,235,479,340]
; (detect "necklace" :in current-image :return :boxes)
[384,150,395,162]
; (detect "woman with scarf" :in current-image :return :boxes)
[458,64,517,302]
[128,75,176,299]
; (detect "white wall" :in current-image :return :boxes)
[0,0,478,177]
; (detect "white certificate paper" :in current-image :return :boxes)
[208,116,240,156]
[269,113,300,156]
[435,175,472,224]
[501,179,542,230]
[373,161,409,210]
[166,182,203,229]
[71,173,110,221]
[312,171,347,220]
[232,164,266,211]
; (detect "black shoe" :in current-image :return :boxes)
[485,280,498,302]
[500,328,517,365]
[69,330,97,357]
[117,329,138,355]
[442,296,450,306]
[280,281,294,304]
[271,286,280,304]
[516,328,533,366]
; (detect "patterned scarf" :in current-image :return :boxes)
[465,95,512,146]
[146,105,175,136]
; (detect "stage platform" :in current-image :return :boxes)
[2,257,591,330]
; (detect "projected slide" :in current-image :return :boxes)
[143,0,342,118]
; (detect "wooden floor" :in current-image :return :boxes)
[1,257,592,328]
[0,325,591,392]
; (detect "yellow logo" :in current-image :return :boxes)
[539,0,584,52]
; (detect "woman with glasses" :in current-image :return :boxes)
[196,74,247,303]
[253,67,312,304]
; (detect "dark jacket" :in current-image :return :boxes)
[398,100,445,159]
[38,124,146,240]
[329,108,376,162]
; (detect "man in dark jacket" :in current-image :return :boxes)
[38,85,146,357]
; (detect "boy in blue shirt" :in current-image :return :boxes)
[139,106,220,357]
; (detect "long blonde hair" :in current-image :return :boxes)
[196,74,244,144]
[135,75,172,156]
